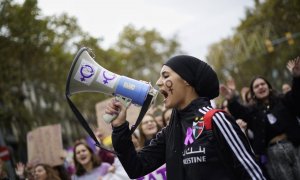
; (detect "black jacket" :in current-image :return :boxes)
[227,77,300,154]
[112,98,265,180]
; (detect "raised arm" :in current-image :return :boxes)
[284,56,300,113]
[220,84,252,122]
[287,56,300,77]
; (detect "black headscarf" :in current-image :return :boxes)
[164,55,219,100]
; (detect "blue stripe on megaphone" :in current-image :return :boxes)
[115,76,150,106]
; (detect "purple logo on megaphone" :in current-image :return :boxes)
[102,70,116,84]
[80,64,94,81]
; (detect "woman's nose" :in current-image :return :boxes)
[156,77,162,87]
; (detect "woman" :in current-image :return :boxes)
[33,164,61,180]
[72,141,111,180]
[105,55,265,180]
[0,159,8,180]
[138,114,160,147]
[220,57,300,180]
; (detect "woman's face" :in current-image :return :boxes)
[141,115,158,139]
[75,144,92,166]
[252,78,270,100]
[34,165,47,180]
[156,65,190,109]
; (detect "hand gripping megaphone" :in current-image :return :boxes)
[65,47,158,153]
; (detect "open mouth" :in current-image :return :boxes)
[259,89,266,95]
[148,126,155,131]
[160,90,169,101]
[79,156,87,162]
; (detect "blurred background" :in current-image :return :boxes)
[0,0,299,178]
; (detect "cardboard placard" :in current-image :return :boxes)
[27,124,64,166]
[95,98,141,137]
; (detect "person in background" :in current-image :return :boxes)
[148,105,165,129]
[220,99,230,114]
[131,132,142,151]
[0,159,8,180]
[220,57,300,180]
[53,164,71,180]
[72,141,111,180]
[244,89,255,106]
[33,163,61,180]
[95,129,115,165]
[240,87,250,105]
[161,108,172,126]
[15,162,26,180]
[138,114,160,147]
[15,162,35,180]
[105,55,266,179]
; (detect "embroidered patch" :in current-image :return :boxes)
[192,119,204,139]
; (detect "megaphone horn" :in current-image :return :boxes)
[66,47,158,123]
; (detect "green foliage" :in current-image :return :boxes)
[207,0,300,92]
[115,24,181,83]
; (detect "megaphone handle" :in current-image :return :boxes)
[103,96,131,123]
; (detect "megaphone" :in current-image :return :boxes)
[66,47,158,123]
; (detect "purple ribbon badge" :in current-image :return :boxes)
[80,64,94,81]
[184,127,194,146]
[102,71,116,84]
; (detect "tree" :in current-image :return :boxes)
[206,0,300,92]
[115,24,181,84]
[0,0,98,155]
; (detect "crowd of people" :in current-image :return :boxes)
[0,55,298,180]
[5,105,171,180]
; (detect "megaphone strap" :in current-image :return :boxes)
[129,93,153,134]
[66,95,116,154]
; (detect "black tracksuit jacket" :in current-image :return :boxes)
[112,98,266,180]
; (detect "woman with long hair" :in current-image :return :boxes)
[72,141,111,180]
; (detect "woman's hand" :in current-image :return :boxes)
[105,98,128,127]
[287,56,300,77]
[15,162,25,178]
[226,78,236,91]
[220,84,235,100]
[236,119,247,133]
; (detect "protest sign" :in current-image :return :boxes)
[27,124,64,166]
